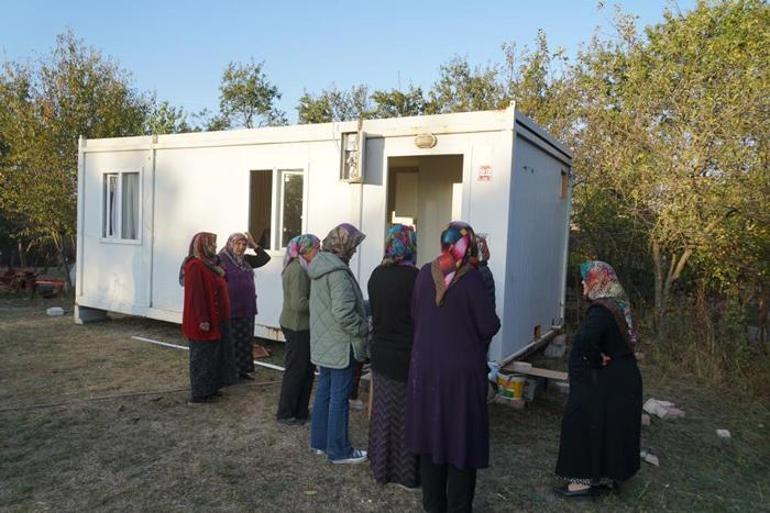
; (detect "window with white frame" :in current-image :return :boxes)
[249,169,304,250]
[102,171,140,241]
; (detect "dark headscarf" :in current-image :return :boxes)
[430,221,476,306]
[322,223,366,264]
[382,224,417,267]
[178,232,224,286]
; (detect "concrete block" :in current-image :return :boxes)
[544,335,567,358]
[73,304,108,325]
[716,429,731,439]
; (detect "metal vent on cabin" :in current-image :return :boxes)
[340,131,366,183]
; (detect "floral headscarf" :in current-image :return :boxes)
[178,232,224,285]
[580,260,638,347]
[284,234,321,272]
[382,224,417,267]
[322,223,366,264]
[431,221,476,306]
[219,232,251,272]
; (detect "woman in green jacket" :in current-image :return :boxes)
[308,223,369,464]
[276,234,320,425]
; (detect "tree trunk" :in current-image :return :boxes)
[54,235,72,292]
[17,240,28,268]
[652,241,693,341]
[652,240,665,337]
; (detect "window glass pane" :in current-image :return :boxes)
[249,170,273,250]
[103,174,119,237]
[121,172,139,240]
[281,172,303,247]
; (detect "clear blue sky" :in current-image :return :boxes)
[1,0,695,123]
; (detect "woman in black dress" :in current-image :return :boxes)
[554,260,643,497]
[367,224,420,489]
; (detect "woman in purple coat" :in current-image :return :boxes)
[218,232,270,380]
[406,222,500,513]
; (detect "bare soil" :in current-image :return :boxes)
[1,294,768,512]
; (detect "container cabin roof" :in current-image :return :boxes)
[80,106,572,160]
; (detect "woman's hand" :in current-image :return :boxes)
[245,232,259,250]
[199,321,210,332]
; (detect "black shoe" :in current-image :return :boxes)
[188,395,218,405]
[592,481,619,494]
[277,417,299,425]
[553,485,594,498]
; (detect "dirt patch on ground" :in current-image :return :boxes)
[1,295,768,512]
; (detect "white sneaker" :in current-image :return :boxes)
[349,399,365,411]
[331,449,367,464]
[311,448,325,456]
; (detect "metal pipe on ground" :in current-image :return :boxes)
[129,335,286,372]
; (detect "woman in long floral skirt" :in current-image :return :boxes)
[367,224,420,490]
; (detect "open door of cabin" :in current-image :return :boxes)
[387,155,463,266]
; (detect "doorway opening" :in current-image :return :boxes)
[387,155,463,266]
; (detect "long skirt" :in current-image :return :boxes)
[368,371,419,487]
[555,357,643,484]
[231,317,255,374]
[189,322,238,398]
[188,339,224,400]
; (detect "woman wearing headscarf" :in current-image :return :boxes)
[308,223,369,464]
[406,222,501,513]
[218,232,270,381]
[180,232,233,403]
[554,260,643,498]
[276,234,321,425]
[367,224,420,490]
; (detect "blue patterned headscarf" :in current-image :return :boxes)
[283,234,321,272]
[382,224,417,266]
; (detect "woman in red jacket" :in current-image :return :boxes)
[179,232,235,403]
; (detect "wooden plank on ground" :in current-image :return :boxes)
[501,361,568,381]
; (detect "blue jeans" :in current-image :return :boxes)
[310,363,354,461]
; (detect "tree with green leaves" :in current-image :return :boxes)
[0,30,148,287]
[426,56,506,114]
[297,84,370,124]
[370,85,428,118]
[569,0,770,333]
[217,60,287,128]
[144,97,193,135]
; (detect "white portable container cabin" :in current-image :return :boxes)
[75,105,572,364]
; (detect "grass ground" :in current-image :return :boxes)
[1,294,768,513]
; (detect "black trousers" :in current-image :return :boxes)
[420,455,477,513]
[276,327,315,420]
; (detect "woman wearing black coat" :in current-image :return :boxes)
[554,260,643,498]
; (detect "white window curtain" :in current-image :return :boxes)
[108,174,119,237]
[121,173,139,240]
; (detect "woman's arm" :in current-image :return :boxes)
[285,262,310,313]
[572,305,608,368]
[468,271,501,342]
[186,262,211,330]
[244,248,271,268]
[329,270,368,337]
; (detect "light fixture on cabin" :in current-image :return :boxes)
[414,133,437,149]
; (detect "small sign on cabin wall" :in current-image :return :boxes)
[477,165,492,182]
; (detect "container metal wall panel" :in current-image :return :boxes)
[501,134,571,360]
